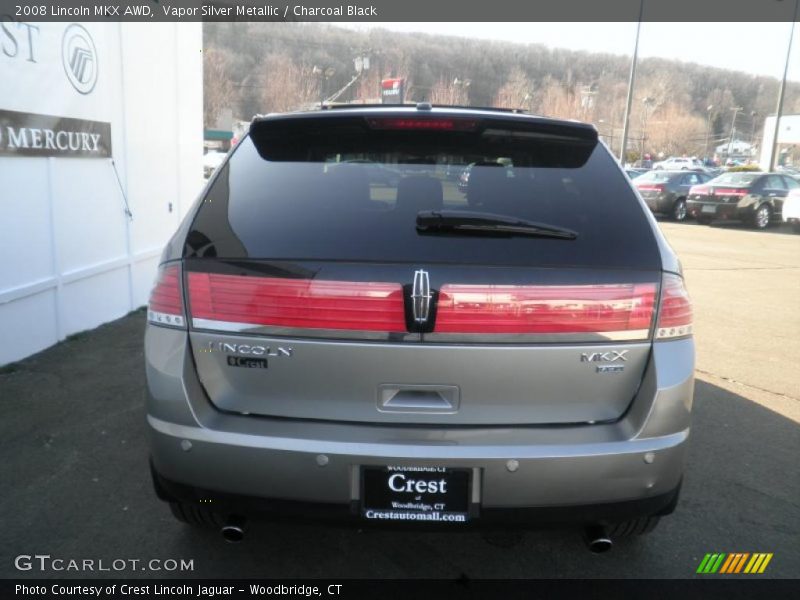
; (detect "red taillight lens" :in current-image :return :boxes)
[366,118,478,131]
[148,264,186,328]
[187,273,406,332]
[636,184,665,192]
[717,187,748,196]
[689,185,708,195]
[433,283,657,337]
[655,274,693,339]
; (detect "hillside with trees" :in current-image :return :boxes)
[204,22,800,159]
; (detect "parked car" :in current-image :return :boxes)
[634,170,713,221]
[653,157,702,171]
[202,150,227,179]
[782,187,800,233]
[146,106,694,550]
[625,168,649,180]
[687,172,798,228]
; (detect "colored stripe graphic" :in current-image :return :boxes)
[699,552,773,574]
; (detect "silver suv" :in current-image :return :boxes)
[145,106,694,551]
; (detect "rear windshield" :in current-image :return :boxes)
[712,172,760,186]
[186,116,660,269]
[636,171,675,183]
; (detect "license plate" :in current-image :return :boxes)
[361,466,471,523]
[701,205,717,214]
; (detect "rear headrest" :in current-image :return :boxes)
[396,176,443,213]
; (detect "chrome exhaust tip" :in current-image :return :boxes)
[221,515,246,543]
[583,525,613,554]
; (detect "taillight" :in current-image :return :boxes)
[717,187,749,197]
[366,118,478,131]
[148,264,186,328]
[636,184,665,192]
[655,274,693,339]
[434,283,657,338]
[187,273,406,332]
[689,185,708,195]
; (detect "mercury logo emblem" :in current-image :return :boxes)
[62,24,98,95]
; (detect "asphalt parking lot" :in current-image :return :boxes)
[1,220,798,579]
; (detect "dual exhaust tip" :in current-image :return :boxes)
[220,517,613,553]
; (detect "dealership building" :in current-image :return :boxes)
[0,21,203,365]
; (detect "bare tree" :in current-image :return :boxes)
[493,67,534,109]
[203,48,238,127]
[428,76,469,105]
[260,53,320,113]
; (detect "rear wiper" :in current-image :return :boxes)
[416,210,578,240]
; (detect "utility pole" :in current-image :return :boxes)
[619,0,644,163]
[704,105,714,161]
[727,106,743,159]
[769,2,798,171]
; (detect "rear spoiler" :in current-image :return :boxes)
[249,109,598,167]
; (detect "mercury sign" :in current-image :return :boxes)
[0,109,111,157]
[381,78,405,104]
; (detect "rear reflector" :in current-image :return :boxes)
[187,273,406,332]
[148,264,186,328]
[366,117,478,131]
[434,283,657,337]
[655,274,693,339]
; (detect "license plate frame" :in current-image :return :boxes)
[360,466,472,524]
[701,204,717,214]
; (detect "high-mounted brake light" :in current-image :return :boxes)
[187,273,406,333]
[366,118,478,131]
[655,274,693,339]
[148,264,186,328]
[434,283,657,338]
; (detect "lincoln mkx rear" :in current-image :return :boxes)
[145,105,694,551]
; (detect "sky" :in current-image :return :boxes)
[337,22,800,81]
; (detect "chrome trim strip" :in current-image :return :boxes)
[191,318,649,343]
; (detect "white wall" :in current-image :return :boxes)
[759,114,800,168]
[0,22,204,365]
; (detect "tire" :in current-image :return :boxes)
[169,501,224,529]
[751,204,771,230]
[672,198,688,222]
[607,516,660,537]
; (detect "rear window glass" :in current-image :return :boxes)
[636,171,674,183]
[712,172,760,186]
[187,117,660,269]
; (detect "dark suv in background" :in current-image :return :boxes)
[145,105,694,552]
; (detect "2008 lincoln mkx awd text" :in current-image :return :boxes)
[145,105,694,552]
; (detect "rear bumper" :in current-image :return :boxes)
[151,461,683,527]
[145,325,694,521]
[687,200,751,221]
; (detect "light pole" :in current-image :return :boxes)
[620,0,645,163]
[704,104,714,161]
[769,2,799,171]
[312,65,336,108]
[640,96,656,159]
[727,106,743,159]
